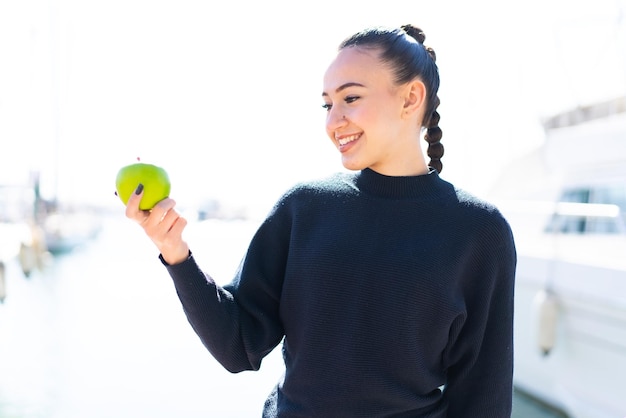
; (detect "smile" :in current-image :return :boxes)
[337,133,361,146]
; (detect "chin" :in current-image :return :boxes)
[341,157,367,172]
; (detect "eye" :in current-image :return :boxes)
[345,95,360,104]
[322,103,332,111]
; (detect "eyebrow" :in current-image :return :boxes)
[321,82,366,97]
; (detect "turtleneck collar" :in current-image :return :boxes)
[352,168,454,200]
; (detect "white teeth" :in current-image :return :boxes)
[338,134,360,146]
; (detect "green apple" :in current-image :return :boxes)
[115,161,171,210]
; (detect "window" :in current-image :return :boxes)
[544,185,625,234]
[587,186,626,233]
[545,188,589,234]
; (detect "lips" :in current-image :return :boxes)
[337,133,361,146]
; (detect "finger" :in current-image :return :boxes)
[156,215,189,265]
[168,215,188,237]
[152,209,185,244]
[145,198,177,228]
[125,183,147,221]
[159,205,186,233]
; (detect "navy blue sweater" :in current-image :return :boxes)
[164,168,516,417]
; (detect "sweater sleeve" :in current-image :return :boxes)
[443,213,517,418]
[163,201,291,373]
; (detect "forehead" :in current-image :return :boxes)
[323,47,392,92]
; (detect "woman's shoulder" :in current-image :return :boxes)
[452,187,514,234]
[454,188,501,213]
[282,171,358,199]
[264,172,358,218]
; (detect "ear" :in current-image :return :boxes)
[402,79,427,118]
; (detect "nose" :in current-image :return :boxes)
[326,107,348,134]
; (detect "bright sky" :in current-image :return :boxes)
[1,0,625,216]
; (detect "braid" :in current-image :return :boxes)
[424,103,444,173]
[401,24,426,44]
[401,24,437,61]
[401,24,444,173]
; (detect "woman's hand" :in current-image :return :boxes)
[125,184,190,265]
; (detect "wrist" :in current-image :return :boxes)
[161,247,191,266]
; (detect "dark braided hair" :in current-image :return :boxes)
[339,24,444,172]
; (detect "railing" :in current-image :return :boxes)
[494,199,626,235]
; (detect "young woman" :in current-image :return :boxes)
[125,24,516,417]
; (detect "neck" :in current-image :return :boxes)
[369,156,429,177]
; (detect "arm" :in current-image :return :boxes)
[125,186,288,373]
[443,216,517,418]
[164,210,289,373]
[163,252,284,373]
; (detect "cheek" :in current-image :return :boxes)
[325,119,335,140]
[343,108,366,130]
[358,108,383,136]
[370,105,401,133]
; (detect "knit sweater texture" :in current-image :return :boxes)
[163,168,517,417]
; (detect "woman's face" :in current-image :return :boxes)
[322,46,423,175]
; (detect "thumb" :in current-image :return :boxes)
[125,183,146,221]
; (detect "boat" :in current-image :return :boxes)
[0,184,48,302]
[491,97,626,418]
[41,208,102,255]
